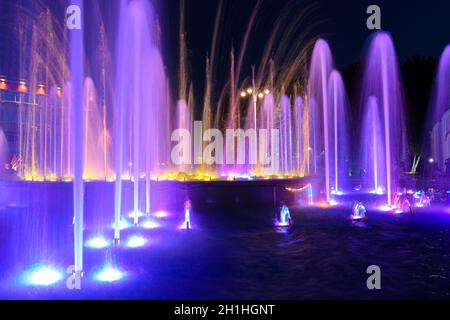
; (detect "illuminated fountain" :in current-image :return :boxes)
[360,32,409,208]
[180,199,192,230]
[114,0,171,236]
[1,0,449,299]
[294,97,306,176]
[70,0,85,275]
[280,96,293,174]
[259,93,277,176]
[329,71,350,194]
[83,78,113,181]
[361,97,386,194]
[276,205,292,227]
[8,5,112,183]
[429,45,450,173]
[351,201,367,221]
[308,39,334,203]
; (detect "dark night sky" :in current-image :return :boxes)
[177,0,450,68]
[2,0,450,74]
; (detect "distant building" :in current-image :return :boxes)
[0,83,39,156]
[0,78,63,177]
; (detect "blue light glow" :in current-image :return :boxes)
[111,219,132,231]
[86,237,110,249]
[154,211,169,218]
[276,205,292,227]
[351,202,367,221]
[94,266,125,283]
[22,265,63,287]
[126,235,147,248]
[142,219,160,229]
[127,211,145,219]
[369,188,385,195]
[180,200,192,230]
[330,199,339,206]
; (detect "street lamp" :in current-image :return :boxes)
[239,69,271,172]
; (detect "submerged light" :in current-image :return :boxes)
[142,219,160,229]
[94,266,124,283]
[127,211,145,219]
[86,237,110,249]
[111,219,132,231]
[379,205,393,212]
[154,211,169,219]
[330,199,339,206]
[126,235,147,248]
[331,189,344,196]
[23,265,63,287]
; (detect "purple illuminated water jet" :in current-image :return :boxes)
[361,97,386,194]
[360,32,409,207]
[429,45,450,173]
[328,70,350,194]
[70,0,85,273]
[114,0,170,236]
[308,39,334,203]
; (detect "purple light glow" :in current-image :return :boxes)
[126,235,147,248]
[154,211,169,219]
[94,266,125,283]
[86,237,110,249]
[142,219,160,229]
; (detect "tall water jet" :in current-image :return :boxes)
[361,32,409,207]
[294,96,304,175]
[70,0,85,273]
[328,70,349,193]
[361,97,386,193]
[428,45,450,173]
[13,7,69,181]
[115,0,170,234]
[0,128,8,177]
[258,93,279,176]
[202,57,213,174]
[83,78,112,180]
[280,96,293,174]
[176,99,193,174]
[308,39,333,203]
[175,0,193,175]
